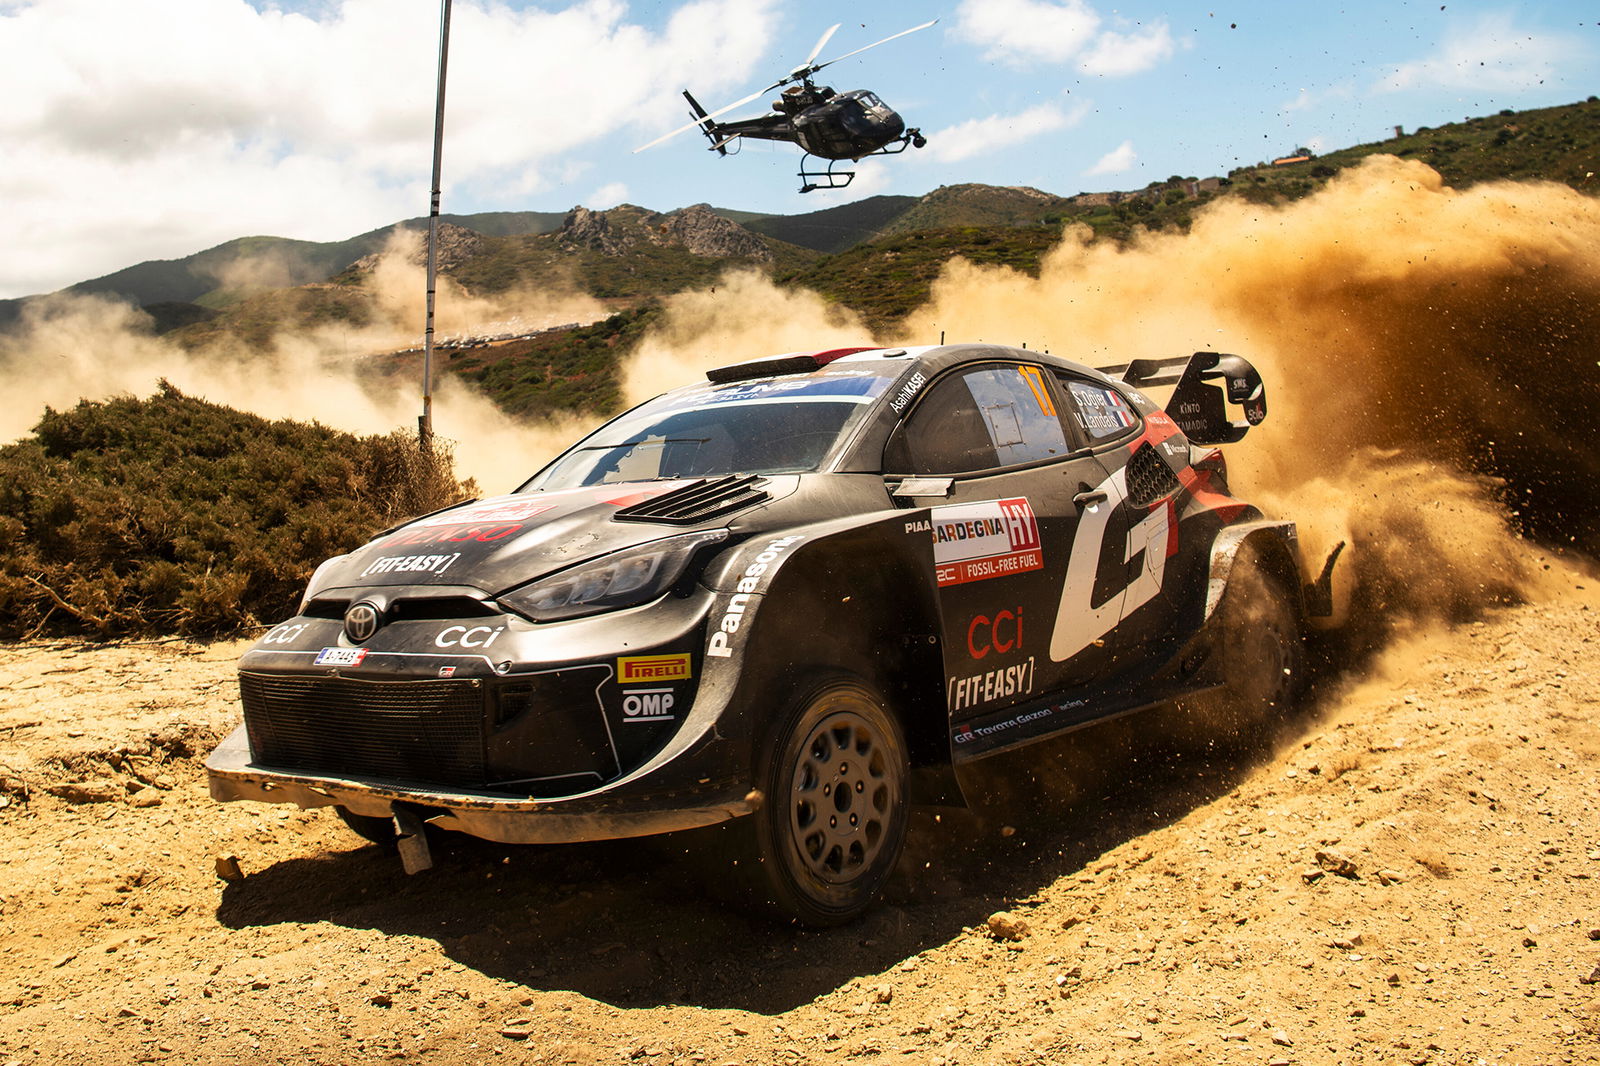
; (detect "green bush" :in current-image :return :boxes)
[0,383,475,639]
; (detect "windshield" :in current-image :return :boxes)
[526,368,898,490]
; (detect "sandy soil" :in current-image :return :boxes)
[3,584,1598,1066]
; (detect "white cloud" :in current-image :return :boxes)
[1086,139,1135,176]
[0,0,779,298]
[928,102,1088,164]
[955,0,1100,65]
[1377,13,1579,93]
[954,0,1173,77]
[1078,22,1174,76]
[587,182,630,210]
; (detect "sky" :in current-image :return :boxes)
[0,0,1595,299]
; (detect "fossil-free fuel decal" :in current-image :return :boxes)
[930,498,1043,587]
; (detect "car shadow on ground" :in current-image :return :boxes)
[214,695,1317,1015]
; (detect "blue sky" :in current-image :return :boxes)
[0,0,1594,298]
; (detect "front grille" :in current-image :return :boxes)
[1126,443,1180,508]
[240,672,487,787]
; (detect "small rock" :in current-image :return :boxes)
[1300,868,1325,884]
[1580,965,1600,986]
[1375,869,1404,885]
[129,789,163,809]
[1587,929,1600,941]
[1271,1030,1292,1047]
[214,856,244,883]
[369,993,392,1007]
[499,1027,531,1040]
[1522,937,1537,948]
[986,912,1030,941]
[1315,849,1359,878]
[873,984,893,1004]
[1114,1030,1142,1041]
[1331,933,1363,950]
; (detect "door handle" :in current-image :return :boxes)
[1073,489,1108,508]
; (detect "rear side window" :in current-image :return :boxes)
[1064,380,1141,440]
[890,364,1072,474]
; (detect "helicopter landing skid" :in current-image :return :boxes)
[797,130,928,193]
[798,157,856,193]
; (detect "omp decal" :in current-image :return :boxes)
[1016,366,1056,416]
[617,654,692,683]
[261,622,308,646]
[967,608,1022,659]
[314,647,368,667]
[948,657,1036,712]
[359,553,461,578]
[435,625,505,649]
[889,371,927,413]
[707,534,805,658]
[953,705,1053,745]
[931,498,1043,587]
[621,687,677,723]
[415,500,557,527]
[1049,469,1177,663]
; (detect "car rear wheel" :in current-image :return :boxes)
[749,677,910,926]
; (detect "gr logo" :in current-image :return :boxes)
[621,687,676,722]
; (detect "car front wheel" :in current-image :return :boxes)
[750,677,910,926]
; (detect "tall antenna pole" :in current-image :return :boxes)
[420,0,452,447]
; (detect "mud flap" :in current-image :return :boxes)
[1302,541,1346,619]
[393,806,434,875]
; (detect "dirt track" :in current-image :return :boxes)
[3,580,1599,1066]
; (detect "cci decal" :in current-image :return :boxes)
[953,705,1053,745]
[967,608,1022,660]
[314,647,368,667]
[359,552,461,578]
[415,500,556,527]
[261,622,307,646]
[948,657,1036,712]
[931,498,1043,587]
[621,688,676,723]
[617,654,692,683]
[435,625,505,649]
[707,534,805,658]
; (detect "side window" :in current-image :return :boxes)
[889,364,1072,474]
[1063,379,1140,441]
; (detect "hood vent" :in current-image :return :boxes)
[613,475,770,525]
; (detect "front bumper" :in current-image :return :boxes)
[206,724,754,844]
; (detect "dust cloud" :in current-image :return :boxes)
[0,231,606,494]
[886,155,1600,622]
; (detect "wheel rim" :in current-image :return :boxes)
[786,708,898,886]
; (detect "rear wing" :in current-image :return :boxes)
[1097,351,1266,446]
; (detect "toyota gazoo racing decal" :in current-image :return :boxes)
[1050,467,1178,663]
[930,498,1043,587]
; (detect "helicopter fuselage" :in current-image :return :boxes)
[714,86,908,160]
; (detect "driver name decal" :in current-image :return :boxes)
[931,498,1043,586]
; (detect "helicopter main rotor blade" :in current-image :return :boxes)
[633,85,772,153]
[797,23,840,73]
[806,18,938,77]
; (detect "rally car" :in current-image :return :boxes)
[207,342,1339,925]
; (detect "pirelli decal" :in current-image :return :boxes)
[617,654,692,684]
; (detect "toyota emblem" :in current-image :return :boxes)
[344,601,381,643]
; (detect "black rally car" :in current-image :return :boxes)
[207,343,1338,924]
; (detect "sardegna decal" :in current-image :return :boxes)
[930,498,1043,587]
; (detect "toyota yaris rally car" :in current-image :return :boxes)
[207,343,1338,924]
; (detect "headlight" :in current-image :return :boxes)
[498,529,729,622]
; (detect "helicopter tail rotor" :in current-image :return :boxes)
[682,91,728,155]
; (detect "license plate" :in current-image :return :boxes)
[314,647,368,666]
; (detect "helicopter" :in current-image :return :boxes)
[635,20,936,193]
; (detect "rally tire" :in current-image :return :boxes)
[749,677,910,926]
[1205,545,1307,741]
